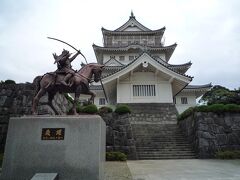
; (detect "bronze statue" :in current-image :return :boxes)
[53,49,79,86]
[32,48,104,115]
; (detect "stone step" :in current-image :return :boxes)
[137,151,196,155]
[137,150,195,153]
[138,154,196,158]
[136,142,192,145]
[138,155,197,160]
[136,146,193,150]
[136,146,194,150]
[135,141,190,144]
[135,138,188,141]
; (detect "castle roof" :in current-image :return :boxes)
[180,83,212,98]
[93,43,177,64]
[102,27,166,35]
[101,12,165,36]
[101,52,192,80]
[168,61,192,74]
[185,83,212,89]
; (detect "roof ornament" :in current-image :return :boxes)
[130,10,135,19]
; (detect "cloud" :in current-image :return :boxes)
[0,0,239,89]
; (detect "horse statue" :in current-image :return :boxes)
[32,63,104,115]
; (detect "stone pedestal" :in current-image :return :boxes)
[1,115,106,180]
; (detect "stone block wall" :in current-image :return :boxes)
[179,112,240,158]
[126,103,178,124]
[0,83,137,159]
[101,113,137,159]
[0,83,70,151]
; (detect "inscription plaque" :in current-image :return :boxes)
[41,128,65,140]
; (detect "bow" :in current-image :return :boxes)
[47,36,88,64]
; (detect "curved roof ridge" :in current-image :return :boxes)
[101,27,166,36]
[185,83,212,89]
[102,51,193,80]
[93,43,176,51]
[168,61,192,67]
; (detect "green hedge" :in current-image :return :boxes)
[106,151,127,161]
[177,104,240,122]
[98,106,113,114]
[115,105,131,115]
[215,150,240,159]
[77,104,98,114]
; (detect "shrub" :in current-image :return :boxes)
[80,104,98,114]
[98,106,113,114]
[177,107,195,122]
[195,105,209,112]
[205,104,225,112]
[215,150,240,159]
[224,104,240,112]
[178,104,240,122]
[115,105,131,115]
[4,79,16,84]
[76,104,83,113]
[106,151,127,161]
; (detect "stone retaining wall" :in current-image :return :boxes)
[0,83,70,151]
[178,112,240,158]
[101,113,137,159]
[125,103,178,124]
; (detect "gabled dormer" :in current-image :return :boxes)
[101,12,165,47]
[115,11,151,31]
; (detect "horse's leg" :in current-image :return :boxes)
[32,88,46,115]
[85,90,96,104]
[47,92,59,115]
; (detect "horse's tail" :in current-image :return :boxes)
[33,75,42,96]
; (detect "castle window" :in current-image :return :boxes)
[119,56,125,61]
[129,56,134,61]
[181,97,188,104]
[133,85,156,96]
[99,98,106,105]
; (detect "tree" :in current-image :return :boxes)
[4,79,16,84]
[199,85,240,105]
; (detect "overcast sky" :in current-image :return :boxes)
[0,0,239,89]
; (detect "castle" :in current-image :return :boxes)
[89,12,211,113]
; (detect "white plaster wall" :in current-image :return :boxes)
[175,94,197,114]
[103,53,166,64]
[117,83,131,103]
[117,72,173,103]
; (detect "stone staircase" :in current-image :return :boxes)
[126,103,197,159]
[132,124,197,159]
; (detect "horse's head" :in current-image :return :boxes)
[91,64,104,82]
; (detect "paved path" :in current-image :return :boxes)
[105,162,132,180]
[127,160,240,180]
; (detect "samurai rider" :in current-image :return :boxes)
[53,49,81,86]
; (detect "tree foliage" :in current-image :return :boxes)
[0,79,16,84]
[200,85,240,105]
